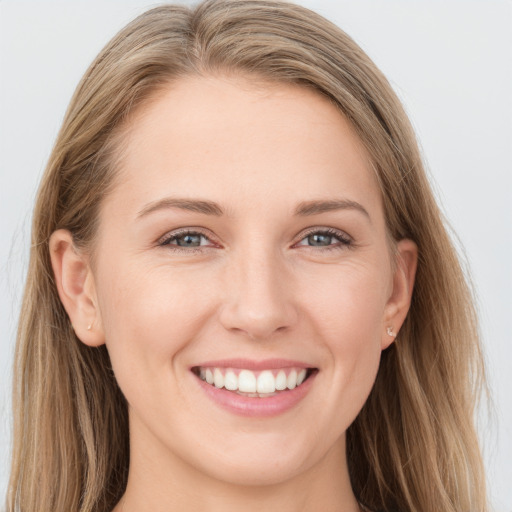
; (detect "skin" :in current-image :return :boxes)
[50,75,417,512]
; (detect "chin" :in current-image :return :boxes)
[201,456,308,487]
[186,431,335,487]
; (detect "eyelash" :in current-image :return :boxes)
[157,227,353,253]
[158,229,216,253]
[296,227,353,251]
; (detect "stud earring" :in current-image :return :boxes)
[87,323,92,331]
[386,327,396,337]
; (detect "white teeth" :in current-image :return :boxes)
[287,370,297,390]
[275,370,287,390]
[197,366,311,394]
[224,370,238,391]
[213,368,224,388]
[238,369,257,393]
[257,370,276,394]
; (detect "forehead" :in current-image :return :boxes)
[106,75,381,219]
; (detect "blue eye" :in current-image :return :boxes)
[160,231,212,249]
[306,233,334,246]
[296,228,352,249]
[158,227,352,253]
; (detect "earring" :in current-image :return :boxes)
[87,323,92,331]
[386,327,396,337]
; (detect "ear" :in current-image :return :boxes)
[381,238,418,349]
[49,229,105,347]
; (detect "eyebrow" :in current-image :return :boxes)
[136,196,370,221]
[137,197,224,218]
[294,199,371,221]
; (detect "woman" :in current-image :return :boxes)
[6,1,488,511]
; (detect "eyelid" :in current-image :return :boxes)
[293,226,353,248]
[157,227,220,248]
[156,225,353,251]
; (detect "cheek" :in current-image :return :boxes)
[301,258,390,337]
[95,262,218,384]
[301,260,388,404]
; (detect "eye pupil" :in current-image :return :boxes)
[308,233,332,246]
[177,234,202,247]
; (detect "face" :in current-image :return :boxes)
[70,76,414,487]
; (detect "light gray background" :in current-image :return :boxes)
[1,0,511,510]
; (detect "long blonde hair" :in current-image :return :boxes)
[7,1,487,511]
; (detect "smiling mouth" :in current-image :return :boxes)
[191,366,317,397]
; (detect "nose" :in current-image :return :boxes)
[219,247,298,341]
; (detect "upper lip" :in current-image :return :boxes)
[191,358,316,371]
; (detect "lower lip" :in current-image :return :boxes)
[194,371,317,417]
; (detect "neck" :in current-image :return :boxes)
[114,421,360,512]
